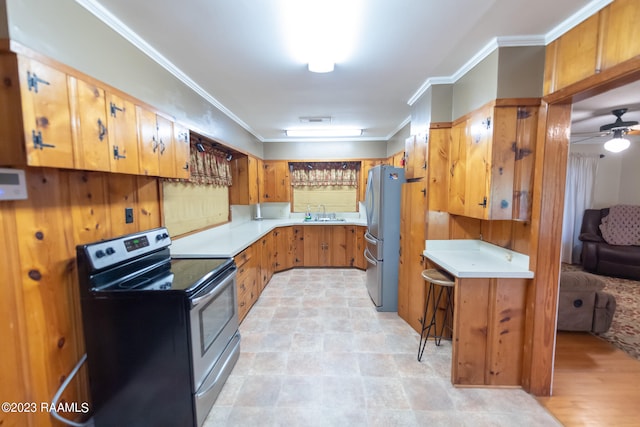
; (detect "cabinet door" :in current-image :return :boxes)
[405,134,427,179]
[330,225,358,267]
[156,115,176,178]
[448,122,466,216]
[292,226,305,267]
[552,13,600,92]
[354,226,366,270]
[70,77,110,171]
[273,227,293,272]
[465,109,492,219]
[600,0,640,71]
[405,135,416,179]
[427,127,451,212]
[359,159,386,202]
[106,93,139,174]
[136,106,160,176]
[303,226,330,266]
[173,122,190,179]
[260,232,274,289]
[261,160,290,202]
[17,56,74,168]
[247,155,260,204]
[398,181,428,333]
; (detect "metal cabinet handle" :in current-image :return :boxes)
[98,119,107,141]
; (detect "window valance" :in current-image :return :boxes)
[189,146,232,187]
[289,162,360,187]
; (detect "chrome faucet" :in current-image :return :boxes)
[319,204,326,219]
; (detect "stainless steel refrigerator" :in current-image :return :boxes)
[364,165,405,311]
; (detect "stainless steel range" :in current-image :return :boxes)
[76,227,240,427]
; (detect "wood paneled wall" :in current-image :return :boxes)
[1,167,161,427]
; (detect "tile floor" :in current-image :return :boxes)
[204,268,561,426]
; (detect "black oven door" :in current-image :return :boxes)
[189,267,238,391]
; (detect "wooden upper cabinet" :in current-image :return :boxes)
[551,14,600,93]
[600,0,640,71]
[230,155,260,205]
[69,77,110,171]
[136,107,178,178]
[16,56,74,168]
[359,159,387,202]
[137,106,160,176]
[261,160,290,202]
[448,102,538,221]
[173,122,190,179]
[156,115,176,178]
[404,134,427,179]
[448,122,467,216]
[464,108,493,220]
[544,0,640,95]
[106,92,140,174]
[427,127,451,213]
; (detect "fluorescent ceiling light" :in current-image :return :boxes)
[279,0,362,72]
[308,60,335,73]
[286,128,362,137]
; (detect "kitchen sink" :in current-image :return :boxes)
[303,217,346,223]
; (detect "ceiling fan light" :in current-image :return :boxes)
[603,137,630,153]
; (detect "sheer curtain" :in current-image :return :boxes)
[561,152,600,264]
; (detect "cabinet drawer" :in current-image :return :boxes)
[234,246,254,268]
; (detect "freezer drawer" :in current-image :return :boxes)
[364,248,383,307]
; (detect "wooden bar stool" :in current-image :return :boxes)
[418,268,455,361]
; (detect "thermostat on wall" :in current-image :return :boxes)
[0,168,28,201]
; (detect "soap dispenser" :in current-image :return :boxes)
[305,204,312,221]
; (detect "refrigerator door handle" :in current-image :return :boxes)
[364,232,378,245]
[364,249,378,266]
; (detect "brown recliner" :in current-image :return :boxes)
[579,208,640,281]
[557,271,616,333]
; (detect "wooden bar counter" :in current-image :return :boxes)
[423,240,534,387]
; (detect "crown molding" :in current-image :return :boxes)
[545,0,613,43]
[74,0,264,142]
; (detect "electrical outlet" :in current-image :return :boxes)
[125,207,134,224]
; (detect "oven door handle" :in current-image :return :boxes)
[191,270,236,309]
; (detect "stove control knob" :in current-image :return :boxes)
[95,249,106,258]
[105,247,116,255]
[156,233,169,241]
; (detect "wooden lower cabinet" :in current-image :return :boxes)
[273,226,294,272]
[302,225,365,268]
[451,277,528,386]
[236,224,366,323]
[234,244,259,322]
[260,230,275,290]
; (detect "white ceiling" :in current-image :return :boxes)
[79,0,612,143]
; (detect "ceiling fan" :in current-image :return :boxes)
[572,108,640,153]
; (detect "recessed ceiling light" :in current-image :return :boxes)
[285,128,362,137]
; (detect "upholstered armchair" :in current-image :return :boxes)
[579,208,640,281]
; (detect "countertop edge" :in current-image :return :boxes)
[171,218,367,258]
[422,246,534,279]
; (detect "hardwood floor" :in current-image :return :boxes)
[537,332,640,426]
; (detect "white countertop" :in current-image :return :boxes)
[171,217,367,258]
[423,240,534,279]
